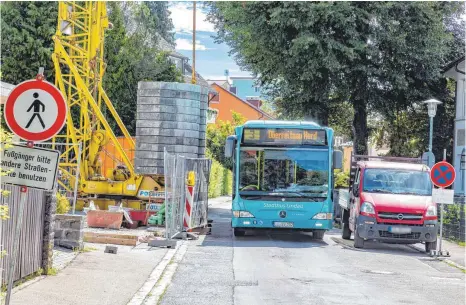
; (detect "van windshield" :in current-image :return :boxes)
[363,169,432,196]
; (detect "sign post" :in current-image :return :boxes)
[2,70,65,305]
[430,153,456,257]
[4,186,28,305]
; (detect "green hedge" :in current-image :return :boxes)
[208,158,232,198]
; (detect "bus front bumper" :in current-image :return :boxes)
[232,217,332,230]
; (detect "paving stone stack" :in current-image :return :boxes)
[135,82,208,175]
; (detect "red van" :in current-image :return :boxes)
[341,157,438,252]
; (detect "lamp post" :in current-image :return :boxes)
[422,99,443,155]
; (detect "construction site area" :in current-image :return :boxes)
[1,2,465,305]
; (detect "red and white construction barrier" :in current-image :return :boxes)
[183,184,194,229]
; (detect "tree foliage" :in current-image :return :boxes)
[0,2,57,84]
[206,112,246,169]
[207,2,464,155]
[104,2,181,135]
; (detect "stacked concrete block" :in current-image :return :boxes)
[135,82,209,175]
[54,214,84,250]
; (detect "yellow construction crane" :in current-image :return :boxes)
[52,1,162,210]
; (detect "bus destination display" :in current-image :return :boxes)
[242,128,326,145]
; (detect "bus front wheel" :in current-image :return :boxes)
[234,228,246,237]
[313,230,325,240]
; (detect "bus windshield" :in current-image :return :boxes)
[239,148,329,200]
[363,169,432,196]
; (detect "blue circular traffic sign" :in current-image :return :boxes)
[430,161,456,188]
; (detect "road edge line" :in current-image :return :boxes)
[143,243,188,305]
[407,245,466,272]
[126,242,184,305]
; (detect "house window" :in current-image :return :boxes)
[254,86,260,93]
[209,93,219,103]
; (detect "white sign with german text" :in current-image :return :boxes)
[1,144,59,191]
[432,188,455,204]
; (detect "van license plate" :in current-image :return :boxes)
[274,222,294,228]
[388,226,411,234]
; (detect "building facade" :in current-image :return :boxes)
[444,57,466,195]
[208,83,273,123]
[230,76,262,101]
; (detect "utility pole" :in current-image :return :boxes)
[192,1,196,84]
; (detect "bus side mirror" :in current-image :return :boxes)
[225,135,237,158]
[333,150,343,169]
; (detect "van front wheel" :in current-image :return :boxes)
[425,240,437,253]
[353,225,365,249]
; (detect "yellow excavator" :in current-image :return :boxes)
[51,1,163,210]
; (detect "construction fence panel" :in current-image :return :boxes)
[163,150,211,240]
[164,150,185,240]
[184,158,211,230]
[0,184,46,285]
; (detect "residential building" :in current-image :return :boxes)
[1,81,15,105]
[208,82,274,123]
[230,76,262,101]
[444,56,465,195]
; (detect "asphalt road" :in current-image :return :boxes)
[160,198,465,305]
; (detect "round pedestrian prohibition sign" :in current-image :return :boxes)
[430,161,456,188]
[4,79,67,142]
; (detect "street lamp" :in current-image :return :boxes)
[422,99,442,154]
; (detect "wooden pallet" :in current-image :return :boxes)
[83,232,139,246]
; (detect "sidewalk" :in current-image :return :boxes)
[413,239,466,269]
[11,243,169,305]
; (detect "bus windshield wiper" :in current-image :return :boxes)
[274,191,327,198]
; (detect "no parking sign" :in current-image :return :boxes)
[430,161,456,188]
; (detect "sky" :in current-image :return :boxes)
[168,2,253,80]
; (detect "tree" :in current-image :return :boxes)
[104,2,181,135]
[0,2,57,84]
[206,112,246,169]
[145,2,175,45]
[207,2,464,154]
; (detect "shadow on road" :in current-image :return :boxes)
[200,218,329,249]
[331,236,430,257]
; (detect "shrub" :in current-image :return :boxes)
[334,170,350,189]
[207,149,232,198]
[56,192,70,214]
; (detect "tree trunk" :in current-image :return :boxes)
[352,97,368,155]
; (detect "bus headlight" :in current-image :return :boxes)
[312,213,333,220]
[233,211,255,218]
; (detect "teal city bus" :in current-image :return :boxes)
[225,120,342,238]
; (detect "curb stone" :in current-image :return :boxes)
[126,241,186,305]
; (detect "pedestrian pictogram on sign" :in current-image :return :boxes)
[4,79,67,142]
[430,161,456,188]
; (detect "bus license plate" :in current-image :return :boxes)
[274,222,294,228]
[388,226,411,234]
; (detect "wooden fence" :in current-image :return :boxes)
[0,184,47,285]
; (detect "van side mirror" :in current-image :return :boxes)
[333,150,343,169]
[352,186,359,197]
[225,135,237,158]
